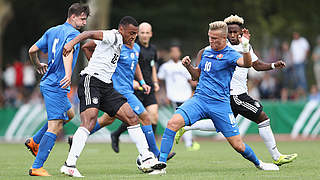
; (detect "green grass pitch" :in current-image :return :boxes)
[0,140,319,180]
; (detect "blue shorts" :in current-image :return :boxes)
[40,86,72,121]
[175,95,239,137]
[122,93,145,115]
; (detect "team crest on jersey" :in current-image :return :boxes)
[130,53,135,59]
[136,52,139,58]
[135,106,140,111]
[92,97,99,104]
[216,54,223,59]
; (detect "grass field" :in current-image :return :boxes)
[0,140,319,180]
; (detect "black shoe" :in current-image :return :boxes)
[167,152,176,161]
[68,136,73,152]
[111,133,119,153]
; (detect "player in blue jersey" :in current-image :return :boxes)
[26,3,90,176]
[150,21,279,175]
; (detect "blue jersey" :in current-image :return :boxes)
[194,45,241,102]
[36,22,80,92]
[112,43,140,94]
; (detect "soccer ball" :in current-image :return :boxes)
[136,153,156,173]
[136,154,143,171]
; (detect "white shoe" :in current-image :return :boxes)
[140,152,159,173]
[256,160,279,171]
[60,163,84,177]
[149,168,166,175]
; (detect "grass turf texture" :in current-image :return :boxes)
[0,140,319,180]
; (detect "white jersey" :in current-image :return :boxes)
[158,60,192,102]
[80,29,123,83]
[228,41,258,95]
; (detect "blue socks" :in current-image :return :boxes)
[141,125,160,157]
[159,128,176,163]
[240,143,260,166]
[90,121,101,135]
[32,132,57,168]
[33,122,48,144]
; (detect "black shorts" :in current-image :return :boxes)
[134,89,157,107]
[230,93,263,120]
[78,74,127,117]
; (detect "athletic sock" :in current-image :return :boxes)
[32,132,57,168]
[112,122,128,137]
[239,143,260,166]
[65,127,90,166]
[141,125,160,157]
[152,124,157,134]
[127,124,149,155]
[90,121,101,135]
[159,128,176,163]
[32,122,48,144]
[184,119,216,131]
[258,119,281,160]
[183,130,193,147]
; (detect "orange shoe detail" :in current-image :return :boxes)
[25,138,39,157]
[29,167,51,176]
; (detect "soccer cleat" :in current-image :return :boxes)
[25,137,39,157]
[149,168,166,175]
[111,133,119,153]
[60,163,84,177]
[29,167,51,176]
[273,153,298,166]
[187,142,200,151]
[151,162,167,170]
[174,128,186,144]
[256,160,279,171]
[167,152,176,161]
[68,136,73,152]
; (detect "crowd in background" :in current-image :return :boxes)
[1,31,320,109]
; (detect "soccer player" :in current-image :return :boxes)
[175,15,297,166]
[158,45,200,151]
[26,3,89,176]
[110,22,161,153]
[60,16,160,177]
[151,21,279,175]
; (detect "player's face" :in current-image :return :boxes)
[227,24,241,45]
[120,24,138,45]
[72,12,88,30]
[138,26,152,45]
[208,29,227,51]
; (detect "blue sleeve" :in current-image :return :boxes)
[35,30,49,53]
[231,52,241,67]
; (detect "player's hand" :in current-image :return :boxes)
[154,82,160,92]
[35,63,48,75]
[240,28,251,41]
[60,75,71,89]
[63,42,73,57]
[133,80,143,91]
[142,84,151,94]
[182,56,191,68]
[274,60,286,69]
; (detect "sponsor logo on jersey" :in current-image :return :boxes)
[136,52,139,58]
[216,54,223,59]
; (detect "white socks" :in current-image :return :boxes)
[127,124,150,156]
[258,119,281,161]
[183,130,193,147]
[66,127,90,166]
[184,119,216,131]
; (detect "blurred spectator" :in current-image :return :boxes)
[259,72,276,99]
[23,60,36,93]
[281,41,294,89]
[3,63,15,88]
[308,84,320,101]
[13,60,24,87]
[290,32,310,93]
[312,36,320,90]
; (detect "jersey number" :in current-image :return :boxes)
[111,53,119,64]
[204,61,211,72]
[52,38,59,62]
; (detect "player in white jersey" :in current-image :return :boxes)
[175,15,297,166]
[60,16,160,177]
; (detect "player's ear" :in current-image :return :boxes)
[118,25,124,34]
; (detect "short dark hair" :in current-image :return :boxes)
[68,3,90,18]
[119,16,138,28]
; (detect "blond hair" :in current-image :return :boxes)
[224,15,244,26]
[209,21,228,35]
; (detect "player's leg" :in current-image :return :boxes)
[145,100,159,134]
[110,122,128,153]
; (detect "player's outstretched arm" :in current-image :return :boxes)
[237,30,252,68]
[28,44,48,75]
[253,60,286,71]
[63,31,103,57]
[82,40,97,60]
[60,49,74,89]
[182,56,200,81]
[135,63,151,94]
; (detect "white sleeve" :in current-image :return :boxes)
[182,67,192,80]
[157,64,166,80]
[249,46,259,62]
[101,30,118,45]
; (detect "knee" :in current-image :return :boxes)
[126,113,139,126]
[255,112,268,124]
[166,114,185,132]
[232,142,245,153]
